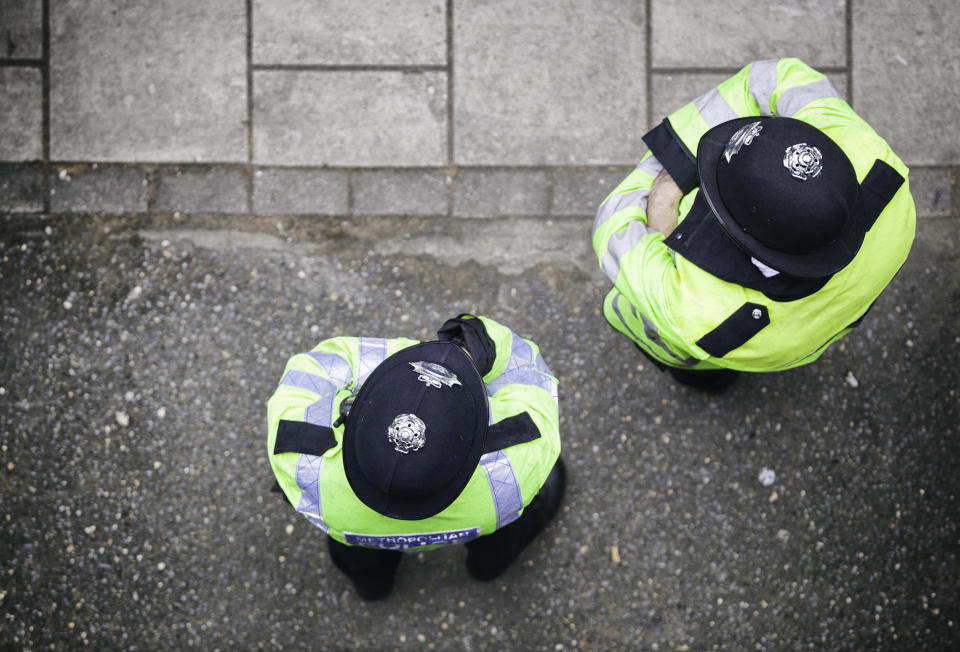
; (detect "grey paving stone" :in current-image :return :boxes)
[454,1,645,166]
[0,0,42,59]
[652,72,732,126]
[652,71,848,126]
[0,67,42,161]
[254,71,447,166]
[652,0,846,69]
[253,169,348,215]
[50,0,247,163]
[550,168,632,217]
[908,168,955,219]
[354,170,449,216]
[154,168,248,214]
[453,169,548,217]
[253,0,445,65]
[0,164,43,212]
[49,165,148,214]
[853,1,960,166]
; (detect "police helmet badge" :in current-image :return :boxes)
[723,121,764,163]
[783,143,823,180]
[387,413,427,454]
[410,361,462,389]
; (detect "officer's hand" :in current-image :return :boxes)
[647,169,683,235]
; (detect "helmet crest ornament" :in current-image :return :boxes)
[409,361,462,389]
[723,121,764,163]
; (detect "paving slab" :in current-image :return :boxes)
[909,168,955,219]
[353,170,449,216]
[50,0,247,163]
[550,168,632,218]
[652,0,846,69]
[253,0,445,65]
[852,0,960,166]
[154,168,248,214]
[254,70,447,167]
[49,165,148,214]
[453,0,645,166]
[0,67,42,161]
[253,169,349,216]
[0,164,42,212]
[0,0,42,59]
[453,169,549,217]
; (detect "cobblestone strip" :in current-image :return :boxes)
[1,163,956,219]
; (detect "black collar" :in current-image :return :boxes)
[665,192,829,301]
[663,159,904,302]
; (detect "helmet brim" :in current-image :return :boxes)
[696,116,866,279]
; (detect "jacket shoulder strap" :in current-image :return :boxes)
[696,302,770,358]
[274,419,337,457]
[483,412,541,454]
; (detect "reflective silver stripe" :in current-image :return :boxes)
[356,337,389,387]
[693,87,738,128]
[593,187,651,233]
[308,350,353,387]
[593,156,661,233]
[283,351,355,427]
[637,154,664,178]
[601,220,656,284]
[484,332,558,402]
[281,370,339,427]
[612,291,698,367]
[776,77,839,116]
[479,450,523,530]
[294,454,330,533]
[281,369,337,395]
[749,58,780,115]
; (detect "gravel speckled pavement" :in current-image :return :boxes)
[2,2,959,649]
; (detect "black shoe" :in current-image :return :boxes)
[465,457,567,581]
[667,366,740,394]
[346,567,396,602]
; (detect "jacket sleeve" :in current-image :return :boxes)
[265,336,417,501]
[592,151,667,287]
[472,315,561,500]
[645,58,844,191]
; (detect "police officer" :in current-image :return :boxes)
[592,58,916,391]
[266,314,565,600]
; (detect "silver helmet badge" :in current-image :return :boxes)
[387,413,427,454]
[783,143,823,181]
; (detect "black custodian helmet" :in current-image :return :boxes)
[697,116,863,278]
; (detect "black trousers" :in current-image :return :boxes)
[633,342,739,392]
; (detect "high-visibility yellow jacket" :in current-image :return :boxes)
[592,58,916,372]
[266,315,560,551]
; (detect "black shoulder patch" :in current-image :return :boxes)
[858,159,905,232]
[274,419,337,457]
[696,303,770,358]
[642,119,699,194]
[483,412,541,454]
